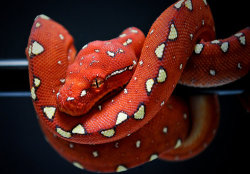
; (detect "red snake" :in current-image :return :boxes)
[26,0,249,172]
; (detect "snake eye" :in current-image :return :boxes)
[91,78,104,89]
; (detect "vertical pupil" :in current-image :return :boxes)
[95,79,99,88]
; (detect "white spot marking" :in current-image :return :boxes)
[203,0,208,5]
[98,105,102,111]
[237,63,242,69]
[190,33,193,40]
[174,139,182,149]
[221,42,229,52]
[163,127,168,134]
[194,43,204,54]
[116,165,127,172]
[146,79,154,94]
[119,33,127,38]
[130,29,138,33]
[133,104,145,120]
[209,69,216,76]
[37,14,50,20]
[123,38,132,46]
[124,88,128,94]
[107,51,115,57]
[185,0,193,10]
[72,124,86,134]
[59,34,64,40]
[157,68,167,83]
[136,140,141,148]
[150,29,154,35]
[57,60,62,65]
[155,43,165,59]
[82,44,88,49]
[69,143,74,148]
[60,79,65,83]
[56,127,71,138]
[35,22,41,28]
[139,60,143,65]
[239,35,246,45]
[80,90,87,97]
[174,0,184,9]
[116,112,128,125]
[101,128,115,137]
[179,63,183,70]
[92,151,98,157]
[72,162,84,169]
[95,49,100,53]
[149,154,158,161]
[211,40,220,44]
[31,41,44,56]
[168,24,178,40]
[67,97,75,101]
[160,101,165,106]
[183,113,187,119]
[31,87,36,100]
[43,106,56,120]
[34,78,41,87]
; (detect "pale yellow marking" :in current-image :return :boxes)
[174,139,182,149]
[116,165,127,172]
[43,107,56,120]
[34,78,41,87]
[72,124,86,134]
[134,104,145,120]
[56,127,71,138]
[157,68,167,83]
[31,87,36,100]
[155,43,165,59]
[168,24,178,40]
[146,79,154,93]
[31,41,44,55]
[101,128,115,137]
[149,154,158,161]
[72,162,84,169]
[116,112,128,125]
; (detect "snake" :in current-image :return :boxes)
[25,0,250,172]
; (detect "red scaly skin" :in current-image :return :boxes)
[25,0,249,172]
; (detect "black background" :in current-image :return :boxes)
[0,0,249,174]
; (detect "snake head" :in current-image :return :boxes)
[56,28,145,116]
